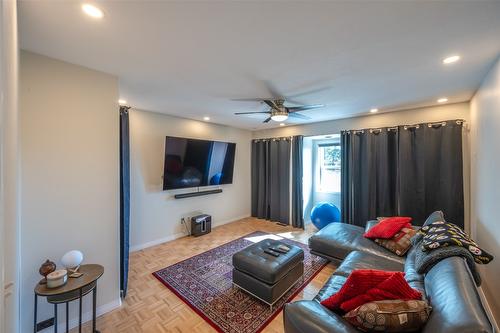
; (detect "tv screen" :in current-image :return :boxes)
[163,136,236,190]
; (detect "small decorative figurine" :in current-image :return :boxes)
[38,259,56,285]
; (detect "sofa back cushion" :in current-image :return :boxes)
[422,256,493,333]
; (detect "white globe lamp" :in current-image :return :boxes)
[61,250,84,277]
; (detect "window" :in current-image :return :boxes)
[317,143,341,193]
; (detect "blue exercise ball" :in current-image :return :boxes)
[310,202,341,229]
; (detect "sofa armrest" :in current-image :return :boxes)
[364,220,379,232]
[284,301,359,333]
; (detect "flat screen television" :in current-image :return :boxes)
[163,136,236,190]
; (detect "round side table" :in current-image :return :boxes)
[34,264,104,333]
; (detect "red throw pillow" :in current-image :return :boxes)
[320,269,422,313]
[364,217,412,239]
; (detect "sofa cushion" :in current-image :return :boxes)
[309,222,404,264]
[423,210,445,226]
[334,251,404,278]
[314,274,347,302]
[422,257,493,333]
[365,220,379,232]
[284,301,360,333]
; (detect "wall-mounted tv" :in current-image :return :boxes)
[163,136,236,190]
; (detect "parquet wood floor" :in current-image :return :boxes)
[74,217,336,333]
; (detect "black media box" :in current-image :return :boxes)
[191,214,212,237]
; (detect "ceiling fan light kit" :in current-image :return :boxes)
[271,113,288,122]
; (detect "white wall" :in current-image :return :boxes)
[129,109,251,251]
[19,51,120,332]
[254,103,471,231]
[0,1,20,332]
[470,56,500,322]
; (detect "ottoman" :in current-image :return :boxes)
[232,239,304,309]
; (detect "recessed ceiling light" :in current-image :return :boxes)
[118,99,127,105]
[279,123,285,126]
[203,116,210,121]
[82,4,104,19]
[370,108,379,113]
[437,98,448,103]
[442,55,460,65]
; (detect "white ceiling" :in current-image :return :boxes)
[19,1,500,129]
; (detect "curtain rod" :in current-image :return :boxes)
[341,119,466,134]
[253,136,294,142]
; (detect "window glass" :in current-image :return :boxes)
[317,144,341,192]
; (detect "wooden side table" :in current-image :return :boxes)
[34,264,104,333]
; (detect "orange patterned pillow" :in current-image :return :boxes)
[375,227,416,256]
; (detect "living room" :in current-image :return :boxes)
[1,1,499,333]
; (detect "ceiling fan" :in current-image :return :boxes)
[233,98,324,123]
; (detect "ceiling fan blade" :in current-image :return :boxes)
[234,111,271,115]
[262,100,278,109]
[263,117,272,123]
[231,98,274,102]
[231,98,277,109]
[288,104,325,112]
[288,112,311,120]
[288,86,331,99]
[262,80,283,99]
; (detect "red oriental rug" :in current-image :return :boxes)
[153,231,328,333]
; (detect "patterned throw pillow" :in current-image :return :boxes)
[344,300,432,332]
[419,221,494,264]
[375,227,417,256]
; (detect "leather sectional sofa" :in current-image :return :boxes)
[284,211,495,333]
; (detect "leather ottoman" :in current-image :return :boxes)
[232,239,304,308]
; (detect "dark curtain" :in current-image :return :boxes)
[341,132,352,223]
[341,120,464,228]
[119,106,131,297]
[251,140,269,218]
[341,129,398,226]
[398,121,464,227]
[251,138,291,224]
[291,136,304,228]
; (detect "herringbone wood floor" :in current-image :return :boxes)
[74,217,336,332]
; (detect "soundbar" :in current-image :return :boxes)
[174,189,223,199]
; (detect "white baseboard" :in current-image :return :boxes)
[130,214,250,252]
[477,286,500,332]
[212,214,250,228]
[39,298,122,332]
[130,232,185,252]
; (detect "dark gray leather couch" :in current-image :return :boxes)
[284,212,495,333]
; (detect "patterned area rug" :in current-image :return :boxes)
[153,231,328,333]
